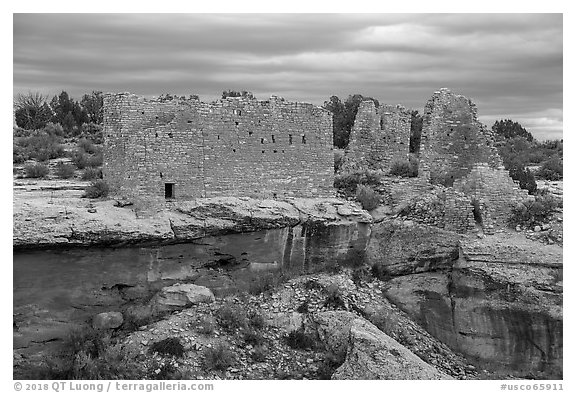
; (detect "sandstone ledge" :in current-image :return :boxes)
[13,192,372,250]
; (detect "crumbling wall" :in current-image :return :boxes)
[103,93,334,202]
[453,164,531,232]
[419,88,502,183]
[418,88,531,231]
[340,102,411,173]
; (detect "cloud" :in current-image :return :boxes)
[13,13,562,139]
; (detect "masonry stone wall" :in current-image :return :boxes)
[419,88,503,182]
[340,102,411,173]
[103,93,334,202]
[453,164,531,232]
[418,88,531,231]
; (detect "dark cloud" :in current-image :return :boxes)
[13,13,562,140]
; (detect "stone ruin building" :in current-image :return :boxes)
[103,93,334,203]
[339,88,530,234]
[340,102,411,173]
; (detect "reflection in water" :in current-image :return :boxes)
[13,222,370,353]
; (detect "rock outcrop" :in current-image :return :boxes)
[151,284,215,312]
[332,318,451,380]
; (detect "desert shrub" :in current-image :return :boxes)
[55,162,75,179]
[27,327,143,380]
[215,303,248,331]
[355,184,380,210]
[86,151,103,167]
[149,337,185,358]
[536,156,563,181]
[122,306,158,332]
[323,283,346,310]
[84,179,109,199]
[251,345,268,362]
[203,341,235,371]
[334,149,345,173]
[285,330,316,350]
[334,170,380,194]
[195,316,216,335]
[371,263,391,281]
[247,310,265,330]
[15,129,65,162]
[13,143,28,163]
[316,351,346,380]
[43,122,65,137]
[389,157,418,177]
[303,279,323,291]
[71,150,89,169]
[146,361,179,380]
[243,329,265,346]
[24,163,49,178]
[81,167,103,180]
[80,123,104,144]
[248,272,277,295]
[509,194,559,229]
[509,162,537,195]
[78,138,98,154]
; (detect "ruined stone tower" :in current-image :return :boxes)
[419,88,530,231]
[340,101,411,173]
[103,93,334,202]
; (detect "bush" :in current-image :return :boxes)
[429,170,456,187]
[334,170,380,194]
[243,329,265,346]
[203,341,235,371]
[81,167,103,180]
[149,337,185,358]
[86,152,103,167]
[78,138,98,154]
[389,157,418,177]
[285,330,316,350]
[25,163,49,178]
[84,179,109,198]
[23,327,143,380]
[55,162,75,179]
[15,129,65,162]
[536,156,563,181]
[215,303,248,331]
[71,150,89,169]
[334,149,345,173]
[355,184,380,210]
[247,310,265,330]
[509,162,537,195]
[509,194,559,229]
[323,283,346,310]
[195,316,216,335]
[80,123,104,144]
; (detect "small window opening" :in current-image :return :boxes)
[260,138,264,144]
[160,172,163,179]
[155,116,159,119]
[233,148,236,152]
[155,132,158,138]
[262,150,265,153]
[289,135,293,144]
[217,135,220,140]
[302,135,306,144]
[168,132,173,138]
[187,120,192,123]
[237,110,242,116]
[235,121,239,126]
[165,183,175,199]
[248,131,253,136]
[273,150,278,153]
[141,111,145,114]
[272,135,276,143]
[380,118,384,130]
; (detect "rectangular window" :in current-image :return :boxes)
[165,183,175,199]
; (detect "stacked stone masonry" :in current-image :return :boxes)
[103,93,334,202]
[340,101,411,173]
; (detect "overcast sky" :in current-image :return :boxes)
[13,13,563,140]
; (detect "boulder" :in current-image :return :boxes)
[151,283,215,311]
[332,318,450,380]
[92,312,124,329]
[306,311,357,356]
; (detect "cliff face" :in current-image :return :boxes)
[367,218,563,378]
